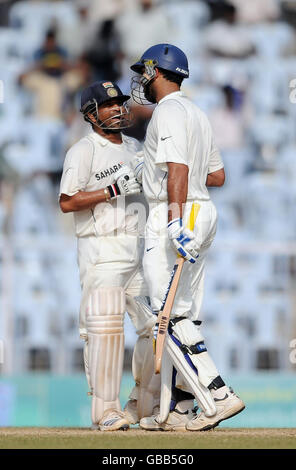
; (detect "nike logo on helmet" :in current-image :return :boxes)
[161,136,172,141]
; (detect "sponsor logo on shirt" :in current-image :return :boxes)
[95,162,123,181]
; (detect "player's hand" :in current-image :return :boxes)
[167,218,199,263]
[116,166,141,195]
[107,165,141,198]
[131,151,144,184]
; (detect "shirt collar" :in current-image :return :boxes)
[89,131,109,147]
[158,90,185,105]
[89,130,126,147]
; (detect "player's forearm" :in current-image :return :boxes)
[206,168,225,187]
[167,162,188,222]
[59,189,110,213]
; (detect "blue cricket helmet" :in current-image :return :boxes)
[130,43,189,79]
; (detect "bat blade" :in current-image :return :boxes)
[154,258,184,374]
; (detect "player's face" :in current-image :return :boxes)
[143,79,157,104]
[97,99,123,128]
[96,98,133,131]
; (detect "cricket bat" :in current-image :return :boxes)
[154,202,200,374]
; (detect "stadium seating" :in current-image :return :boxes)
[0,0,295,375]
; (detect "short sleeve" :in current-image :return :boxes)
[208,138,224,174]
[154,101,188,171]
[59,138,94,197]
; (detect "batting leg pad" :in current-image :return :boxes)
[159,346,174,422]
[83,340,91,393]
[129,296,159,418]
[86,287,125,424]
[165,318,217,417]
[132,335,160,419]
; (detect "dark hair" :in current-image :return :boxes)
[46,28,57,40]
[158,67,184,86]
[224,2,236,16]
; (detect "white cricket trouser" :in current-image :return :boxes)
[77,232,147,338]
[143,200,217,320]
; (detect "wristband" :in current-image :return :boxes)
[107,183,120,199]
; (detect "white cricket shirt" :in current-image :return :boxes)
[59,131,144,237]
[143,90,224,203]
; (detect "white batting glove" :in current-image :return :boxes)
[107,165,141,198]
[131,151,144,184]
[167,218,199,264]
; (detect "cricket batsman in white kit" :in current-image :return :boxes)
[59,81,158,430]
[130,44,245,431]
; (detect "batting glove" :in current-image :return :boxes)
[167,218,199,263]
[107,165,141,199]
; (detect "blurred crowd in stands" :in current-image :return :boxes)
[1,0,296,374]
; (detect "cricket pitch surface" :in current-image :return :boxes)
[0,427,295,449]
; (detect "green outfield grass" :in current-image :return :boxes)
[0,428,295,449]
